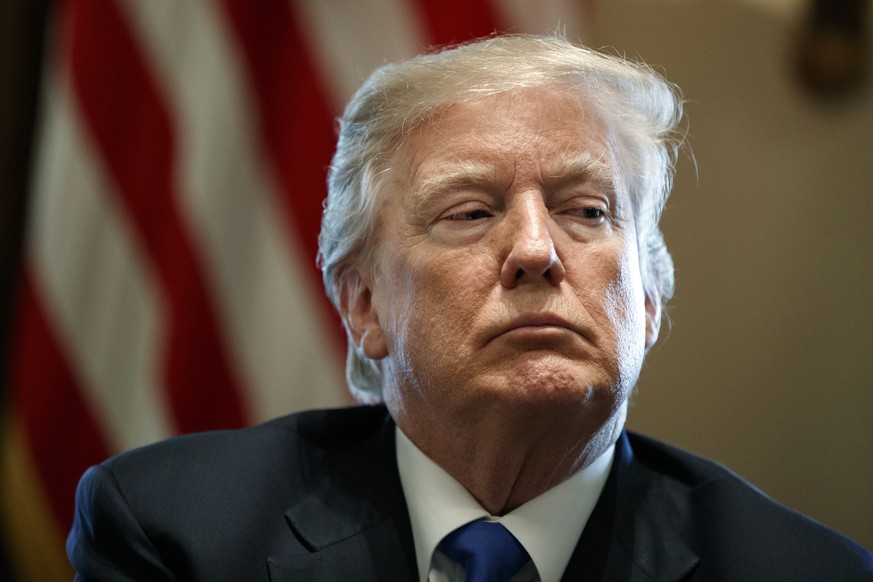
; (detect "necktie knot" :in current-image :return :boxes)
[438,521,531,582]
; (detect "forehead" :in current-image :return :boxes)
[386,87,622,209]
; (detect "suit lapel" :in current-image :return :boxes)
[265,412,698,581]
[561,432,699,582]
[267,410,418,581]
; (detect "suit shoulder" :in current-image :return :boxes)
[625,431,742,487]
[261,403,391,445]
[71,405,394,580]
[625,431,873,576]
[97,404,390,495]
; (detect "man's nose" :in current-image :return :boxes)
[499,198,566,288]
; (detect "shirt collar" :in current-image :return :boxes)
[396,424,616,582]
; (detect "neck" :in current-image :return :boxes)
[395,401,626,515]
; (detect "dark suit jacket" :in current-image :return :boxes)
[68,405,873,581]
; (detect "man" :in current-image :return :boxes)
[69,35,872,581]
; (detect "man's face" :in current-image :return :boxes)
[345,88,658,442]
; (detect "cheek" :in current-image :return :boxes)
[411,247,491,303]
[576,241,646,335]
[600,253,648,376]
[379,254,489,402]
[570,245,645,324]
[395,252,494,364]
[605,278,646,343]
[378,252,468,343]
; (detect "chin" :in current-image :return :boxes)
[516,352,616,386]
[490,358,624,410]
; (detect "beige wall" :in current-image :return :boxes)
[596,0,873,550]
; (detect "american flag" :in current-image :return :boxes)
[2,0,589,579]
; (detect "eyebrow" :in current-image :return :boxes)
[407,160,500,221]
[413,160,499,200]
[546,152,619,196]
[405,152,620,222]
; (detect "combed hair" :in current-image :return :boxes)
[318,34,685,402]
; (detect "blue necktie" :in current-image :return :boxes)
[438,521,532,582]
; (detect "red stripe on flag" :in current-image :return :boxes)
[65,0,248,432]
[412,0,505,45]
[11,271,111,532]
[218,0,345,346]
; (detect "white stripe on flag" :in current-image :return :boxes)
[293,0,426,109]
[122,1,346,421]
[28,67,174,451]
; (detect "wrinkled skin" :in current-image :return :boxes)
[342,88,659,514]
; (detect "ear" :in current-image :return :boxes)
[644,290,661,350]
[338,272,389,360]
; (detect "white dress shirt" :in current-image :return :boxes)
[396,426,615,582]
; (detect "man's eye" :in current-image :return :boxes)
[444,209,491,221]
[566,206,606,222]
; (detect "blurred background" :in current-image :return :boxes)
[1,0,870,579]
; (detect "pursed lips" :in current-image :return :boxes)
[487,313,592,344]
